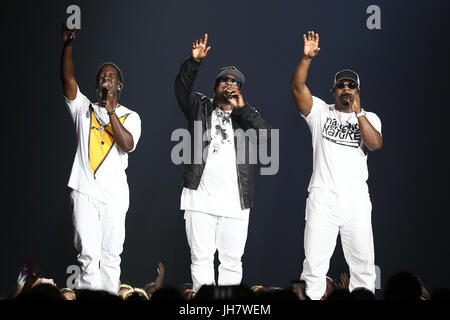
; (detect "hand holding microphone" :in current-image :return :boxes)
[99,84,110,108]
[226,91,236,100]
[341,93,354,105]
[224,86,245,108]
[101,87,108,103]
[344,92,361,114]
[100,81,117,112]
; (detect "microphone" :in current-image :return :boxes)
[343,93,354,100]
[225,86,237,100]
[101,87,108,101]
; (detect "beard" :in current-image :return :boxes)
[214,91,230,104]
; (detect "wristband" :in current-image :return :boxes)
[107,108,116,116]
[356,109,366,118]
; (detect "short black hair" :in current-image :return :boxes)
[384,271,422,300]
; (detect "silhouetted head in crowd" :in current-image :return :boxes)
[258,288,299,300]
[195,285,255,300]
[118,284,133,298]
[75,289,122,301]
[250,285,268,296]
[15,283,64,300]
[150,287,183,301]
[384,271,422,300]
[350,287,376,300]
[123,288,149,301]
[432,288,450,300]
[60,288,76,300]
[326,288,352,300]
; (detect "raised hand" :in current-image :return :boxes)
[154,262,165,290]
[22,260,39,293]
[337,273,350,290]
[192,33,211,62]
[303,31,320,58]
[62,22,76,47]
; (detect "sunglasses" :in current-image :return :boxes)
[218,76,241,87]
[335,81,358,89]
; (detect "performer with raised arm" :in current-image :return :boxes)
[290,31,383,300]
[174,34,272,294]
[60,25,141,294]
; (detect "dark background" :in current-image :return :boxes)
[1,0,449,297]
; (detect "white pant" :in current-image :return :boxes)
[300,188,376,300]
[184,210,249,293]
[70,190,126,294]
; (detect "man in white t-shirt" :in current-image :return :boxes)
[290,31,383,300]
[60,26,141,294]
[174,34,272,294]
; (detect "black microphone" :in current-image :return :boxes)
[101,87,108,101]
[225,86,236,100]
[343,93,354,100]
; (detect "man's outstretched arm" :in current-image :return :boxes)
[60,23,77,100]
[174,33,211,119]
[290,31,320,117]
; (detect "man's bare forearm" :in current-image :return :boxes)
[290,56,314,116]
[61,45,77,100]
[290,56,312,89]
[359,117,383,151]
[109,114,134,152]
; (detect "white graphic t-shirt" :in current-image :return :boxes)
[302,96,382,196]
[65,85,141,212]
[181,108,250,220]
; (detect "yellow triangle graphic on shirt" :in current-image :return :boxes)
[89,106,129,175]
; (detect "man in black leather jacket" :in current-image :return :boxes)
[174,33,272,293]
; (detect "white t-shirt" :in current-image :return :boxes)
[181,108,250,220]
[65,86,141,212]
[302,96,382,196]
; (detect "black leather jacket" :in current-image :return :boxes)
[174,57,272,209]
